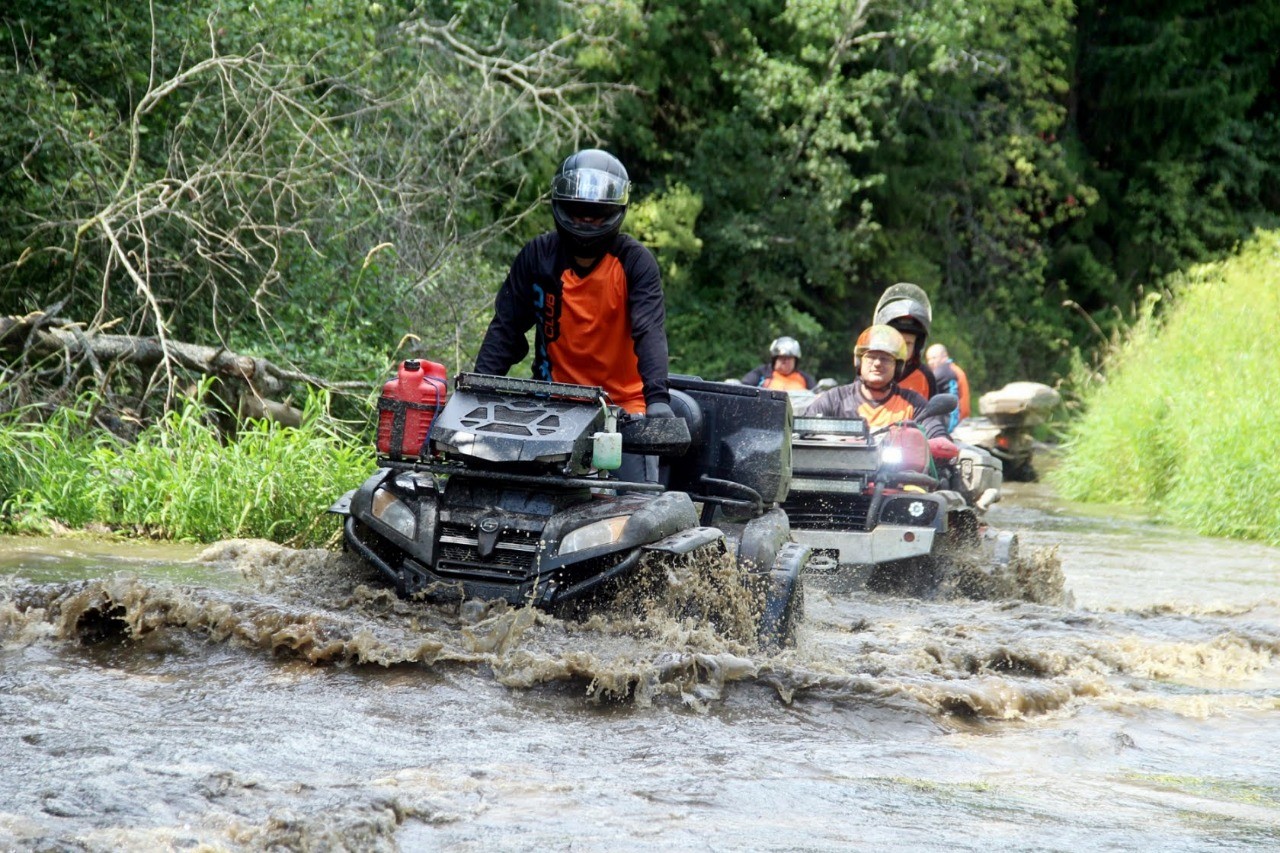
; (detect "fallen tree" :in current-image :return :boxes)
[0,309,365,427]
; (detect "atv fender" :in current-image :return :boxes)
[736,508,792,574]
[329,489,355,516]
[642,525,725,557]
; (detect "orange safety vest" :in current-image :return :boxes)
[763,371,809,391]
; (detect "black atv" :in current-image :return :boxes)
[331,373,809,647]
[781,394,1020,597]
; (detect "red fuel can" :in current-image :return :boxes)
[376,358,448,459]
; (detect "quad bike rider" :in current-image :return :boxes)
[474,147,672,485]
[782,326,1011,596]
[332,370,810,648]
[873,283,938,402]
[741,336,816,392]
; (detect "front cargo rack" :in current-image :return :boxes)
[455,373,611,405]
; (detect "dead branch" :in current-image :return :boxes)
[0,311,363,399]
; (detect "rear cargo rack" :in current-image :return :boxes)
[456,373,610,404]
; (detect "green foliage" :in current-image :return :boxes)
[1051,230,1280,543]
[861,0,1092,385]
[0,0,621,402]
[0,386,373,545]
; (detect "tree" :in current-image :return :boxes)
[0,0,631,413]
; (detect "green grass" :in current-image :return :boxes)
[1051,229,1280,544]
[0,387,375,546]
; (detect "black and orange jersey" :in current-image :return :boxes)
[474,232,669,414]
[898,363,937,401]
[804,379,948,438]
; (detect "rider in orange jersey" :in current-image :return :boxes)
[805,325,947,439]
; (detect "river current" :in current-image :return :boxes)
[2,481,1278,851]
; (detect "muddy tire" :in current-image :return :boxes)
[866,557,944,598]
[755,541,808,649]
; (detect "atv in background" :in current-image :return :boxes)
[722,376,837,418]
[781,394,1019,597]
[331,372,809,648]
[952,381,1060,482]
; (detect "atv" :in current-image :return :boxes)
[952,381,1060,482]
[332,372,809,647]
[780,394,1018,597]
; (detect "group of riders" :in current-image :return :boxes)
[474,147,973,482]
[741,283,973,438]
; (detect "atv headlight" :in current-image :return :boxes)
[880,496,938,526]
[371,488,416,539]
[881,446,904,466]
[558,516,629,557]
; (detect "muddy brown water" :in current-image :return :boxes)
[2,481,1279,851]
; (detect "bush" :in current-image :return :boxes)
[0,387,373,546]
[1051,230,1280,543]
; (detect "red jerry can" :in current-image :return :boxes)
[376,359,448,459]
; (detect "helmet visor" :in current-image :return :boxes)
[874,283,932,322]
[552,168,630,205]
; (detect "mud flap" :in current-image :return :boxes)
[757,541,809,650]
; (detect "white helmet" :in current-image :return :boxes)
[769,336,802,361]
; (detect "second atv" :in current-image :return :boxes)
[781,394,1020,597]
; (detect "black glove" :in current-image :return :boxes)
[645,402,675,419]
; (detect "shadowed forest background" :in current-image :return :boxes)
[4,0,1277,406]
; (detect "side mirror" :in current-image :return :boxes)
[919,393,958,421]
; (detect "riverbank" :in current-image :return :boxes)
[0,391,370,546]
[1050,229,1280,545]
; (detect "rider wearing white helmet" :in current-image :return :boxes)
[741,335,816,390]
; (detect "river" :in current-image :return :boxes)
[2,480,1278,851]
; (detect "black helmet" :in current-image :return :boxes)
[873,282,932,359]
[551,148,630,258]
[769,336,802,362]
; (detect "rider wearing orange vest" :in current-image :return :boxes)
[805,325,948,439]
[741,336,816,391]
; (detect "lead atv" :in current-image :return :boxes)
[331,373,809,647]
[781,394,1020,598]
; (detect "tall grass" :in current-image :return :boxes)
[1051,230,1280,544]
[0,387,375,546]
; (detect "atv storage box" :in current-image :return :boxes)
[978,381,1060,427]
[666,374,792,516]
